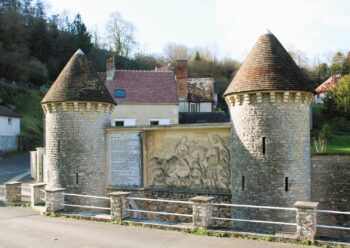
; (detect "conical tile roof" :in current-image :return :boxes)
[224,33,312,96]
[42,49,115,104]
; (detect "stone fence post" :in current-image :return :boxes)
[5,182,21,205]
[45,188,65,213]
[293,201,319,240]
[36,147,45,182]
[109,192,131,222]
[191,196,216,229]
[31,183,46,206]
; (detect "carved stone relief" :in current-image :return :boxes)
[146,131,230,191]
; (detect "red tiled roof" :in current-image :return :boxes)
[315,74,342,93]
[105,70,178,104]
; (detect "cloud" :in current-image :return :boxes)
[215,0,350,62]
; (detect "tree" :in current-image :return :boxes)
[342,52,350,75]
[70,14,93,53]
[163,42,190,62]
[328,75,350,118]
[194,50,201,61]
[329,51,345,75]
[106,12,137,58]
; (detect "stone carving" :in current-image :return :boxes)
[147,133,230,191]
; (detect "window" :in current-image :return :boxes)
[285,177,289,192]
[242,176,245,190]
[114,89,125,98]
[150,120,159,126]
[8,118,12,126]
[115,121,124,127]
[262,137,266,154]
[190,103,196,112]
[76,173,79,184]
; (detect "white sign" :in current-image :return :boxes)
[109,132,142,187]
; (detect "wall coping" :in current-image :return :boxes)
[109,192,131,197]
[293,201,319,209]
[311,153,350,156]
[5,182,21,185]
[31,183,47,187]
[191,196,216,203]
[106,123,231,132]
[45,188,65,192]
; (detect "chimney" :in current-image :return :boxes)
[106,56,115,81]
[175,60,188,100]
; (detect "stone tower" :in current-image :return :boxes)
[224,33,313,228]
[41,50,115,200]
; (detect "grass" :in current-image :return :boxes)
[0,82,44,149]
[312,133,350,153]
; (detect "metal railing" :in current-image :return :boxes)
[61,192,111,211]
[317,209,350,231]
[210,202,297,226]
[126,196,193,218]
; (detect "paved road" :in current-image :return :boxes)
[0,153,31,206]
[0,207,304,248]
[0,153,30,184]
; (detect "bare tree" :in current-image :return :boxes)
[163,42,191,62]
[106,12,137,58]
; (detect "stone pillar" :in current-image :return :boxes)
[191,196,215,229]
[31,183,46,206]
[109,192,131,222]
[30,151,37,180]
[45,188,65,213]
[294,201,319,240]
[36,147,45,182]
[4,182,21,204]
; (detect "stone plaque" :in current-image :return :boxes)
[109,132,141,187]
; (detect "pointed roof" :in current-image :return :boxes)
[42,50,115,105]
[224,33,312,96]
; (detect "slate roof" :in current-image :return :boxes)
[315,74,342,93]
[224,33,312,96]
[187,78,215,102]
[179,112,229,124]
[42,50,115,105]
[0,106,20,118]
[105,70,178,104]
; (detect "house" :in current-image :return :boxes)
[175,60,228,123]
[314,74,342,104]
[105,58,179,126]
[0,106,20,152]
[176,60,218,113]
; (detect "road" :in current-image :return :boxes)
[0,153,30,184]
[0,207,304,248]
[0,153,31,206]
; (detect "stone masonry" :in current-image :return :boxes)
[294,201,318,240]
[43,102,113,207]
[45,188,65,213]
[4,182,21,204]
[191,196,215,228]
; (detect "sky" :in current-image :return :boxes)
[46,0,350,63]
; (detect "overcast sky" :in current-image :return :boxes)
[46,0,350,63]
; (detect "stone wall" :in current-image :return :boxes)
[108,187,232,227]
[311,154,350,240]
[0,135,17,152]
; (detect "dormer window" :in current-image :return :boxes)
[114,89,125,98]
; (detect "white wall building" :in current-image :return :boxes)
[0,106,20,152]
